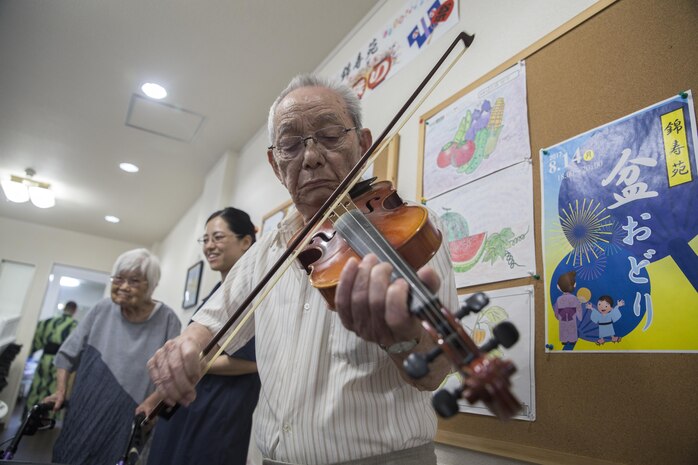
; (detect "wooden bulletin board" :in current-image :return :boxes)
[424,1,698,464]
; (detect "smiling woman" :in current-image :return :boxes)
[147,207,260,465]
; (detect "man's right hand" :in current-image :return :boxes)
[147,325,211,407]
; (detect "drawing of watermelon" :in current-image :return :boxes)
[441,209,469,241]
[449,232,487,272]
[441,210,486,272]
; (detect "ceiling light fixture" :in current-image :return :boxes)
[141,82,167,99]
[1,168,56,208]
[119,162,140,173]
[105,215,120,223]
[59,276,81,287]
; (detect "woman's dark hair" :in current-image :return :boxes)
[557,270,576,293]
[206,207,256,244]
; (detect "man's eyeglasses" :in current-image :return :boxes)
[111,276,146,287]
[197,233,237,245]
[268,125,357,159]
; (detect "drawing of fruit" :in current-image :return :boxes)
[484,126,503,157]
[453,110,472,145]
[463,305,510,352]
[441,210,487,272]
[472,327,487,345]
[436,143,455,167]
[449,232,487,272]
[461,128,488,173]
[441,208,469,241]
[451,140,475,167]
[436,97,504,174]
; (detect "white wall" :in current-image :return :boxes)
[151,150,239,327]
[0,215,143,420]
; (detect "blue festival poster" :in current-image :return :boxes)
[541,91,698,352]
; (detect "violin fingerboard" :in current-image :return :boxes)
[334,210,438,316]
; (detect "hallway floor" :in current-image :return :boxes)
[0,398,532,465]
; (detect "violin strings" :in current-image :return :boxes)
[331,201,442,318]
[332,201,470,356]
[337,204,469,356]
[331,201,441,328]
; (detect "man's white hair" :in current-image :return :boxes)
[267,74,363,146]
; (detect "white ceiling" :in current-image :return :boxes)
[0,0,380,244]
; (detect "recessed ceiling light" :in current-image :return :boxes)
[119,162,139,173]
[141,82,167,99]
[105,215,120,223]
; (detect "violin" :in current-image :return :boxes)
[296,177,521,419]
[294,178,442,308]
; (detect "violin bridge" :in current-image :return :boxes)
[329,196,358,223]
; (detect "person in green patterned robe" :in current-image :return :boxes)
[26,301,78,411]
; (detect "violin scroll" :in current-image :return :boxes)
[405,292,522,420]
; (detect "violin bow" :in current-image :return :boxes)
[145,31,476,425]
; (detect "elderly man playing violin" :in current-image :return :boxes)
[148,74,458,465]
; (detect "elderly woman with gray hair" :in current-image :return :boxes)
[45,248,181,465]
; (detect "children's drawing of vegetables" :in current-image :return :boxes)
[436,97,504,174]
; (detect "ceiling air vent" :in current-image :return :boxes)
[125,94,204,142]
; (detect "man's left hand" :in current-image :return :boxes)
[334,254,440,348]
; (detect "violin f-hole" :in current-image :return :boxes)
[364,196,381,213]
[297,247,323,273]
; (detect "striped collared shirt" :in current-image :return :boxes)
[194,207,458,464]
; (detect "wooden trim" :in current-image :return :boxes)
[435,430,624,465]
[372,134,400,187]
[416,114,426,201]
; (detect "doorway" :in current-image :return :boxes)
[4,264,110,461]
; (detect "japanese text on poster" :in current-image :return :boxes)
[336,0,459,100]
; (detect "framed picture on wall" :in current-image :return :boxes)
[260,199,293,237]
[182,260,203,309]
[369,134,400,187]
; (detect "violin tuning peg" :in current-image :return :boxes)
[404,353,429,379]
[467,292,489,312]
[493,321,519,348]
[404,346,443,379]
[479,321,519,353]
[432,388,461,418]
[454,292,490,319]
